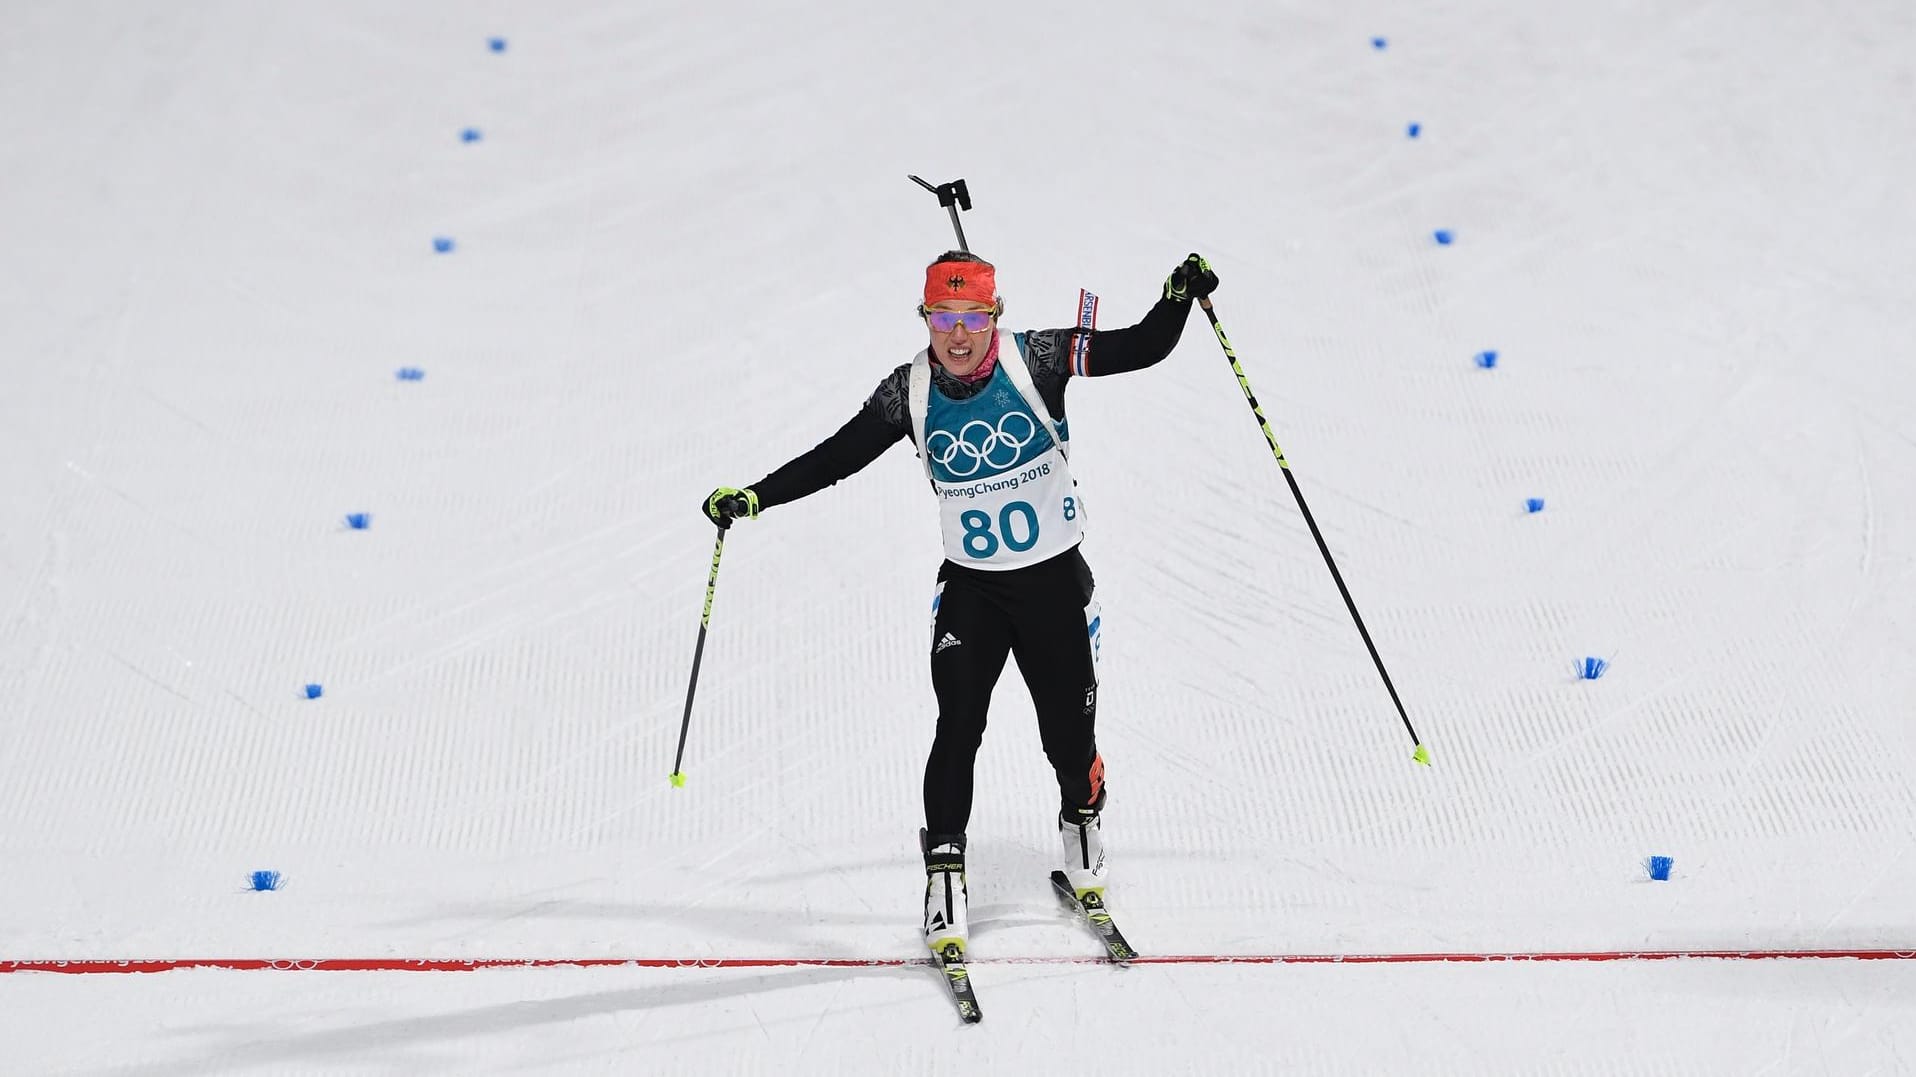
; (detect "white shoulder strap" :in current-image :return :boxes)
[909,350,933,482]
[1001,332,1068,461]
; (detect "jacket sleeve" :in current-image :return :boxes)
[1079,293,1194,376]
[749,364,911,511]
[1017,293,1196,412]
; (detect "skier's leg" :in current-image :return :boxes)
[1010,551,1108,896]
[1010,551,1103,813]
[922,573,1012,955]
[923,575,1013,838]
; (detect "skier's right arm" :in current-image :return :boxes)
[699,365,910,525]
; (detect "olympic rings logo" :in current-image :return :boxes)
[926,413,1038,478]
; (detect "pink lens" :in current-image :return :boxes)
[927,310,993,332]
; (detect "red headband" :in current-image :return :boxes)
[924,261,997,308]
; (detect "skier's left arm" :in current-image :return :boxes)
[1080,254,1217,377]
[1020,254,1218,405]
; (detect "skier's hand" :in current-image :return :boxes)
[700,486,760,528]
[1163,253,1219,302]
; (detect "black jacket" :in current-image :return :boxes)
[751,293,1194,510]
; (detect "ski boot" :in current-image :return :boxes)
[1058,803,1108,901]
[920,828,968,959]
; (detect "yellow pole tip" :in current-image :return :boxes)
[669,771,686,788]
[1412,745,1431,766]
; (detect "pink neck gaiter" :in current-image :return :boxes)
[953,332,1000,384]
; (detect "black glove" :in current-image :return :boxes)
[700,486,760,528]
[1164,253,1219,302]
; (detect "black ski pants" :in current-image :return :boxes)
[923,546,1104,840]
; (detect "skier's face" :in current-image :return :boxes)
[926,301,996,377]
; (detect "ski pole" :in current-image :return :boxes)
[908,175,972,252]
[670,523,731,787]
[1197,296,1430,766]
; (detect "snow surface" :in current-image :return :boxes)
[3,0,1915,1072]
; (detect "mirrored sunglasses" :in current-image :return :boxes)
[924,310,995,333]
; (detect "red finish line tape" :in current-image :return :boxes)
[5,950,1915,974]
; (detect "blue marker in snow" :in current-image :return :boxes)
[1580,656,1609,680]
[396,367,425,381]
[1475,350,1498,369]
[303,683,323,700]
[488,37,507,53]
[1646,856,1673,881]
[1525,497,1546,513]
[1407,122,1421,138]
[250,870,284,892]
[460,127,483,143]
[345,513,370,530]
[432,237,455,254]
[1371,36,1388,50]
[1434,229,1455,246]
